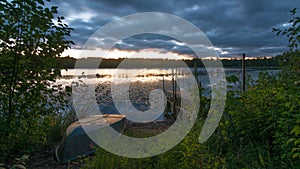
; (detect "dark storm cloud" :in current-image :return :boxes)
[115,35,175,51]
[50,0,300,57]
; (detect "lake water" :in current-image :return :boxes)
[59,68,280,90]
[58,68,280,120]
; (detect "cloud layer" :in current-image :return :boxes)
[51,0,300,58]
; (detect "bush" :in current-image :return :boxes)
[0,0,73,161]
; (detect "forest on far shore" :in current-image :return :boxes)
[55,56,280,69]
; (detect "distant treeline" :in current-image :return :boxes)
[55,56,280,69]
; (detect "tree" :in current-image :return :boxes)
[273,8,300,72]
[273,8,300,162]
[0,0,73,160]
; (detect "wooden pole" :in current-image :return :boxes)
[172,68,174,97]
[194,60,202,97]
[171,68,176,120]
[175,67,177,97]
[162,74,165,93]
[194,61,198,83]
[242,53,246,92]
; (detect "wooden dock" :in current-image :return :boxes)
[162,65,201,121]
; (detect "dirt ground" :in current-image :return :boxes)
[125,120,173,135]
[24,145,86,169]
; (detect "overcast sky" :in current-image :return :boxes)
[50,0,300,58]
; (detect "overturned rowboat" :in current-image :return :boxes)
[55,114,126,163]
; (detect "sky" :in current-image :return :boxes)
[49,0,300,59]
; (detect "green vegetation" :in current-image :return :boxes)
[0,0,74,163]
[83,9,299,169]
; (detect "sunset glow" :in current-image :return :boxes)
[61,48,194,60]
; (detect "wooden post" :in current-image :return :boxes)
[162,74,165,93]
[175,67,177,98]
[194,60,202,97]
[171,68,176,121]
[194,61,198,83]
[242,53,246,92]
[172,68,174,97]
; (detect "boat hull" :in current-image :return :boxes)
[55,114,126,163]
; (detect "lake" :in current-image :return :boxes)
[58,68,280,120]
[59,67,280,90]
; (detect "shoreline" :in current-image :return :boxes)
[24,120,173,169]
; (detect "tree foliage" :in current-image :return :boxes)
[0,0,73,161]
[273,8,300,51]
[273,8,300,72]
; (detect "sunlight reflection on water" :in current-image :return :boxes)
[57,68,280,120]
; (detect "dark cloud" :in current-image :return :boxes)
[50,0,300,57]
[114,34,177,51]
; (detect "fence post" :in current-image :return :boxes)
[242,53,246,92]
[162,74,165,93]
[194,61,198,83]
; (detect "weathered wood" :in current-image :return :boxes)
[242,53,246,92]
[162,74,165,93]
[194,61,198,82]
